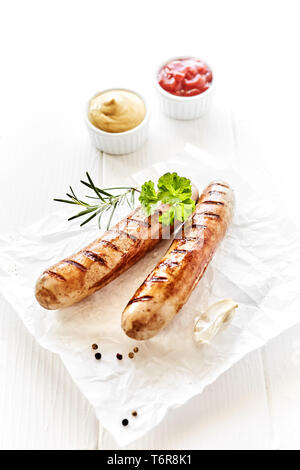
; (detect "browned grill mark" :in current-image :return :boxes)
[202,200,224,206]
[64,260,87,272]
[208,190,226,196]
[192,224,208,229]
[172,249,189,254]
[153,209,163,216]
[214,182,229,189]
[146,276,168,283]
[82,250,106,265]
[128,295,153,305]
[127,218,151,228]
[198,212,220,219]
[110,229,138,241]
[45,270,66,281]
[181,236,199,241]
[160,260,180,267]
[99,240,120,251]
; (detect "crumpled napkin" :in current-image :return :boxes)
[0,145,299,446]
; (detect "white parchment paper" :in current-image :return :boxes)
[0,146,299,446]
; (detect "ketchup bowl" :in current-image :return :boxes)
[155,56,215,120]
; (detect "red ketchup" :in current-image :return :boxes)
[158,57,213,97]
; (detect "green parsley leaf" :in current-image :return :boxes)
[139,172,195,226]
[175,200,196,222]
[157,172,192,204]
[139,180,159,215]
[159,207,175,226]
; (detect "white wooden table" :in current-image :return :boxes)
[1,0,300,450]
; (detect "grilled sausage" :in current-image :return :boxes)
[122,181,234,340]
[35,186,199,310]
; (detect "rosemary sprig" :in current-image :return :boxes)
[54,172,140,229]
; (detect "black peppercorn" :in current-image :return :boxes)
[116,353,123,360]
[95,352,102,360]
[122,419,129,426]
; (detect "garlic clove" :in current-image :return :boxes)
[193,299,238,344]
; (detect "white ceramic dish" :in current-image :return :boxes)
[155,56,215,120]
[84,88,149,155]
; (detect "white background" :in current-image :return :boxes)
[1,0,300,449]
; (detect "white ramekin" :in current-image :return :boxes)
[154,56,215,120]
[84,88,149,155]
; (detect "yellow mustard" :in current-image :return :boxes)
[88,90,146,133]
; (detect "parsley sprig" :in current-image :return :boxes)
[139,172,195,225]
[54,172,195,229]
